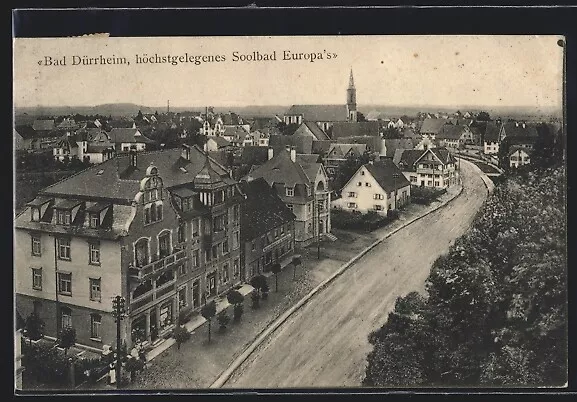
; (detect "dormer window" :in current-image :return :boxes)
[31,207,40,222]
[286,187,294,197]
[89,213,100,228]
[56,209,72,225]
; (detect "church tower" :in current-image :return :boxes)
[346,69,357,122]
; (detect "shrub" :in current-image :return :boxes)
[217,311,230,333]
[172,325,191,349]
[59,326,77,355]
[410,186,445,205]
[178,306,194,325]
[24,311,45,341]
[22,342,71,385]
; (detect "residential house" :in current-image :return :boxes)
[239,178,296,279]
[331,121,380,140]
[332,158,411,215]
[499,121,539,151]
[414,133,439,151]
[269,134,314,155]
[14,125,37,151]
[419,118,447,137]
[108,119,137,130]
[201,114,225,137]
[323,143,368,184]
[483,122,501,154]
[509,146,531,168]
[32,119,56,132]
[382,138,417,158]
[284,69,358,131]
[109,128,155,152]
[437,125,474,148]
[250,130,270,147]
[293,121,331,141]
[222,126,250,145]
[204,136,232,152]
[246,147,331,246]
[15,145,244,352]
[393,147,458,188]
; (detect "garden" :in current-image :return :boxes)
[331,209,399,232]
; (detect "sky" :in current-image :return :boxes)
[13,35,564,110]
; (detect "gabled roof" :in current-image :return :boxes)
[222,112,243,125]
[383,138,417,157]
[331,122,380,139]
[311,140,333,155]
[209,136,232,148]
[32,119,55,131]
[414,147,456,166]
[239,177,295,241]
[484,122,501,142]
[335,136,382,153]
[285,105,349,122]
[223,126,249,141]
[109,128,154,144]
[15,125,37,139]
[502,122,539,139]
[247,148,312,187]
[326,143,367,159]
[363,159,411,193]
[296,153,322,165]
[241,146,270,166]
[394,149,423,171]
[509,146,532,156]
[108,119,135,129]
[419,118,447,134]
[269,135,313,154]
[437,125,467,140]
[294,121,330,141]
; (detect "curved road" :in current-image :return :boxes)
[225,160,488,388]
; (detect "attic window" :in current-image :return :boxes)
[31,207,40,222]
[96,169,104,175]
[179,167,188,173]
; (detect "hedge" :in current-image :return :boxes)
[331,209,397,232]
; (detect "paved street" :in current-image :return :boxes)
[224,159,488,388]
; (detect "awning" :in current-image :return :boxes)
[237,284,255,296]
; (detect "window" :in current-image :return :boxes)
[410,176,417,183]
[56,209,72,225]
[374,205,383,211]
[89,213,100,228]
[31,207,40,222]
[61,307,72,329]
[374,194,384,200]
[365,182,371,187]
[281,224,285,235]
[156,269,175,288]
[205,249,211,262]
[357,182,362,187]
[158,231,171,258]
[348,192,356,198]
[192,249,199,267]
[233,258,239,278]
[145,203,163,224]
[32,268,42,290]
[192,219,200,237]
[57,238,71,260]
[308,204,312,214]
[222,263,229,283]
[347,202,357,208]
[361,170,365,175]
[135,238,149,267]
[233,205,240,223]
[58,272,72,296]
[157,204,163,221]
[90,314,101,340]
[251,241,256,251]
[89,242,100,265]
[287,204,294,212]
[222,239,229,254]
[212,245,218,260]
[286,187,294,197]
[434,181,440,187]
[213,214,227,232]
[234,231,240,249]
[31,235,41,256]
[177,223,186,243]
[89,278,101,301]
[178,287,187,309]
[178,264,187,276]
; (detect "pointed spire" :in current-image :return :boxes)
[348,68,355,88]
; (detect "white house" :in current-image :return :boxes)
[332,158,411,216]
[393,147,458,189]
[109,128,154,152]
[509,147,531,168]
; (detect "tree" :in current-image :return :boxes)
[271,262,282,292]
[24,311,45,343]
[476,111,491,121]
[227,290,245,322]
[136,110,143,121]
[357,111,366,122]
[217,311,230,333]
[172,325,190,350]
[292,255,302,280]
[201,301,217,343]
[382,126,401,139]
[250,274,268,296]
[59,326,77,356]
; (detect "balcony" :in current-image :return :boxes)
[129,249,188,282]
[417,168,442,175]
[263,233,292,253]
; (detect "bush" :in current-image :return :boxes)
[59,326,77,355]
[410,186,445,205]
[217,311,230,332]
[331,208,395,232]
[172,325,191,349]
[24,311,45,341]
[22,342,71,385]
[178,306,194,325]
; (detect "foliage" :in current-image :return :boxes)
[59,326,77,355]
[22,342,72,385]
[250,274,268,295]
[410,186,446,205]
[276,122,300,136]
[233,304,244,322]
[331,209,395,232]
[172,325,191,349]
[227,290,244,306]
[382,126,402,139]
[24,311,45,341]
[476,111,491,121]
[217,311,230,332]
[363,165,567,387]
[334,150,374,192]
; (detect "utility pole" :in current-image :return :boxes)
[112,295,126,389]
[317,194,321,260]
[393,173,399,209]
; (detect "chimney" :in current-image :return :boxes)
[522,122,526,128]
[515,122,519,127]
[129,147,137,167]
[268,147,274,160]
[290,146,296,163]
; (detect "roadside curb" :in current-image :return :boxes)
[210,183,465,388]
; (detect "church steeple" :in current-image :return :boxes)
[346,68,357,122]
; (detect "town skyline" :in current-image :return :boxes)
[13,35,563,110]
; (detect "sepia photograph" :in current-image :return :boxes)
[13,31,567,393]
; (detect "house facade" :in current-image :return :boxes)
[109,128,154,152]
[509,147,531,168]
[15,146,243,352]
[246,147,331,247]
[239,178,296,279]
[394,147,458,189]
[332,159,411,215]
